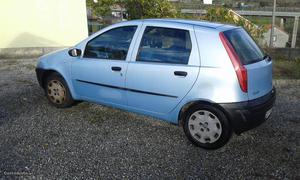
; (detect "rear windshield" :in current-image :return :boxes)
[224,28,265,65]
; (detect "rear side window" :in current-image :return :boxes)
[84,26,137,60]
[224,28,265,65]
[137,27,192,64]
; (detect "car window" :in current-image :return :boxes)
[224,28,265,65]
[137,27,192,64]
[84,26,137,60]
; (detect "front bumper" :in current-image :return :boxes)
[220,88,276,134]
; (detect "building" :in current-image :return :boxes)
[263,26,289,48]
[0,0,88,50]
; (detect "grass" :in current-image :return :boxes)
[246,16,272,26]
[273,59,300,79]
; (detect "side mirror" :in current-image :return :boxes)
[68,48,82,57]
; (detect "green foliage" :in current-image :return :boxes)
[204,7,267,40]
[86,1,265,41]
[273,59,300,79]
[87,0,179,20]
[122,0,179,19]
[86,0,115,17]
[206,7,234,24]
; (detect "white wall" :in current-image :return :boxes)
[0,0,88,48]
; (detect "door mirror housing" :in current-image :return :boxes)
[68,48,82,57]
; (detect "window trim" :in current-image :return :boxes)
[136,26,192,65]
[83,25,138,61]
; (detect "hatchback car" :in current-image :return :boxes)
[36,19,276,149]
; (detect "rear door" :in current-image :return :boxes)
[126,22,200,114]
[224,28,273,100]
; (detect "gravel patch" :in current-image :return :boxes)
[0,59,299,179]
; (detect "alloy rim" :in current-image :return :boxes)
[188,110,222,144]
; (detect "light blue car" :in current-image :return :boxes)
[36,19,275,149]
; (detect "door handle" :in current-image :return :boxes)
[174,71,187,77]
[111,66,122,71]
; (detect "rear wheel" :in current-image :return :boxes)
[183,103,232,149]
[45,73,75,108]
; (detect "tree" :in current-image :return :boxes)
[122,0,179,20]
[204,7,267,40]
[86,0,115,17]
[87,0,179,19]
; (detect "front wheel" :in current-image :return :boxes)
[183,104,232,149]
[45,73,75,108]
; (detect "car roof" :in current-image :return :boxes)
[121,18,237,31]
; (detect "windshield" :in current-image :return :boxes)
[223,28,265,65]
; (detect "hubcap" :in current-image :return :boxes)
[188,110,222,144]
[47,80,66,104]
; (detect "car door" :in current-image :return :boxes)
[71,25,139,106]
[126,22,200,114]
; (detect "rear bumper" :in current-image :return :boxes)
[219,88,276,134]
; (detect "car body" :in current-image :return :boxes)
[36,19,276,149]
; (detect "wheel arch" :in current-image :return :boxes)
[178,100,232,127]
[40,69,58,88]
[37,68,78,100]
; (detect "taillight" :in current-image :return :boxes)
[219,32,248,93]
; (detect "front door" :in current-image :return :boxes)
[72,25,138,106]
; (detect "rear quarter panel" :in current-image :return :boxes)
[191,26,248,103]
[169,26,249,123]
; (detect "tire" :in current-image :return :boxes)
[44,73,75,108]
[183,103,232,149]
